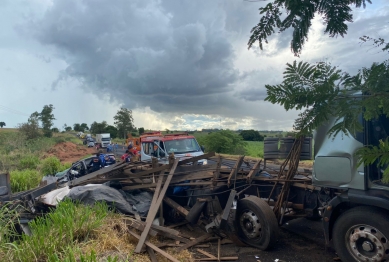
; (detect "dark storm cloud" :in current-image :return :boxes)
[236,69,280,102]
[26,0,243,112]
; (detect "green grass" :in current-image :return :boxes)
[244,141,264,158]
[9,169,43,193]
[1,200,109,262]
[0,129,86,192]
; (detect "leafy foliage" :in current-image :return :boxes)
[0,122,5,128]
[80,123,89,131]
[240,130,264,141]
[357,138,389,182]
[40,156,64,175]
[360,36,389,53]
[18,112,42,140]
[248,0,372,55]
[198,130,247,155]
[105,125,118,139]
[73,123,82,132]
[39,104,55,137]
[19,155,40,170]
[90,121,108,135]
[265,57,389,180]
[114,108,135,139]
[138,127,145,135]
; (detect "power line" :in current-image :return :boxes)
[0,104,30,117]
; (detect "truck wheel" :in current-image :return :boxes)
[235,196,278,250]
[333,206,389,262]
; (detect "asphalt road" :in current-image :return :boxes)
[186,218,336,262]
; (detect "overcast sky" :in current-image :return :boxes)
[0,0,388,131]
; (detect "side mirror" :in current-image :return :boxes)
[200,145,205,152]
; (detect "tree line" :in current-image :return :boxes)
[17,106,141,140]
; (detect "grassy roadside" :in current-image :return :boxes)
[0,130,81,193]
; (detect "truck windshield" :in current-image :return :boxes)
[165,138,200,154]
[102,138,111,141]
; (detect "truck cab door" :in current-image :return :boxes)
[141,142,154,161]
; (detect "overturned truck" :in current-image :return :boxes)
[1,114,389,262]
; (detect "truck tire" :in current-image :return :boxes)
[333,206,389,262]
[235,196,278,250]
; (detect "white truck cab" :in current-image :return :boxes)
[96,133,111,148]
[139,133,207,165]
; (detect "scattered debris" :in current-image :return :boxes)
[1,151,315,262]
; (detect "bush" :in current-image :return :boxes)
[10,169,42,193]
[18,122,41,140]
[40,156,62,175]
[201,130,247,155]
[19,155,40,170]
[60,162,72,172]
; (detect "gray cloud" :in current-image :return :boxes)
[9,0,388,132]
[26,0,242,113]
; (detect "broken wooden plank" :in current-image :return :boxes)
[217,238,221,261]
[128,230,180,262]
[227,156,244,187]
[176,233,212,252]
[212,155,222,186]
[147,247,158,262]
[135,159,179,253]
[122,164,168,178]
[194,257,239,261]
[156,243,210,248]
[121,181,217,191]
[174,163,217,174]
[124,218,180,236]
[197,249,216,259]
[246,160,262,183]
[163,195,189,217]
[167,221,188,228]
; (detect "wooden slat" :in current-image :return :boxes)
[167,221,188,228]
[197,249,216,259]
[135,159,179,253]
[227,156,244,187]
[147,247,158,262]
[174,163,217,174]
[217,238,221,261]
[212,155,222,186]
[129,230,180,262]
[246,160,262,183]
[194,257,239,261]
[122,164,168,178]
[124,218,180,236]
[163,196,189,217]
[176,233,212,252]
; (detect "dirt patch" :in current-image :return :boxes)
[46,142,97,163]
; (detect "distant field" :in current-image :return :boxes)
[0,128,18,132]
[245,141,264,158]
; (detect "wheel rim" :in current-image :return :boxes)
[239,209,262,239]
[346,224,389,261]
